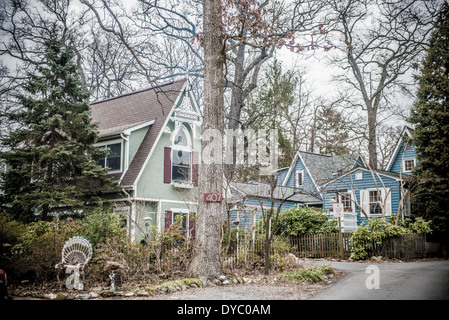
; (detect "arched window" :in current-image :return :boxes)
[171,125,192,183]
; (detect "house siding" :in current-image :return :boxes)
[224,198,303,231]
[283,156,319,196]
[389,144,417,175]
[322,169,402,226]
[136,120,200,200]
[129,126,150,166]
[276,168,289,185]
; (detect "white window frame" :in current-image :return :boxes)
[361,188,392,217]
[338,192,354,212]
[171,125,193,187]
[403,158,416,172]
[96,139,123,173]
[295,170,304,188]
[368,189,383,216]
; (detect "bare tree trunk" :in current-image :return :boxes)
[187,0,224,280]
[367,106,378,169]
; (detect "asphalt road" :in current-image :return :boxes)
[306,259,449,300]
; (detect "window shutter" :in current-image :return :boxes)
[164,147,172,183]
[164,211,173,230]
[382,188,392,216]
[192,151,199,186]
[360,190,369,216]
[189,212,196,239]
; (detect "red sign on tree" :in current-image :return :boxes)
[204,193,223,202]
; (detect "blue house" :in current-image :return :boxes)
[321,126,415,231]
[275,150,364,199]
[385,126,416,175]
[221,126,416,233]
[223,180,322,231]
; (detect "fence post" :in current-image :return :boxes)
[338,219,344,260]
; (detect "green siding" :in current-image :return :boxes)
[128,126,150,165]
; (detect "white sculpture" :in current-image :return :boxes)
[55,236,93,290]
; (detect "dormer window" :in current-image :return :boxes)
[403,159,415,172]
[97,141,122,173]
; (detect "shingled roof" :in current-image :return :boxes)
[90,79,186,187]
[229,181,322,205]
[298,151,359,186]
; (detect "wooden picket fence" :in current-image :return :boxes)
[367,233,426,259]
[288,233,353,259]
[221,233,426,268]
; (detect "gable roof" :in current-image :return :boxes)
[282,150,361,188]
[90,79,187,187]
[385,126,414,172]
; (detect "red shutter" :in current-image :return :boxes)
[192,151,198,186]
[164,147,172,183]
[189,212,196,239]
[165,211,173,230]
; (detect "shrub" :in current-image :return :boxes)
[8,219,66,282]
[79,210,126,249]
[350,217,432,260]
[0,211,26,245]
[274,206,338,237]
[395,216,432,234]
[3,210,128,284]
[280,264,334,283]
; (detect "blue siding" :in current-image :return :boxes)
[283,156,319,196]
[275,168,289,185]
[222,197,301,231]
[322,169,402,227]
[354,156,365,168]
[390,144,417,175]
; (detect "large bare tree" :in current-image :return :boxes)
[324,0,441,169]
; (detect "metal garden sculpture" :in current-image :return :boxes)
[55,236,92,290]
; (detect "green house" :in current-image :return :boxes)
[91,79,201,242]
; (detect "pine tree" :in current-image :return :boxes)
[409,2,449,249]
[0,36,115,222]
[315,106,350,156]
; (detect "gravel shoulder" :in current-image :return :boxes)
[11,268,346,301]
[121,269,347,300]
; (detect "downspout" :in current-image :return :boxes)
[120,131,130,172]
[120,131,133,240]
[121,186,135,241]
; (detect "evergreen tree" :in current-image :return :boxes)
[409,2,449,249]
[315,105,350,156]
[0,36,115,222]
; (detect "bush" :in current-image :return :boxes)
[2,209,130,284]
[280,264,334,283]
[274,206,338,237]
[350,217,432,260]
[396,216,432,234]
[0,211,26,245]
[79,210,126,250]
[7,219,76,282]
